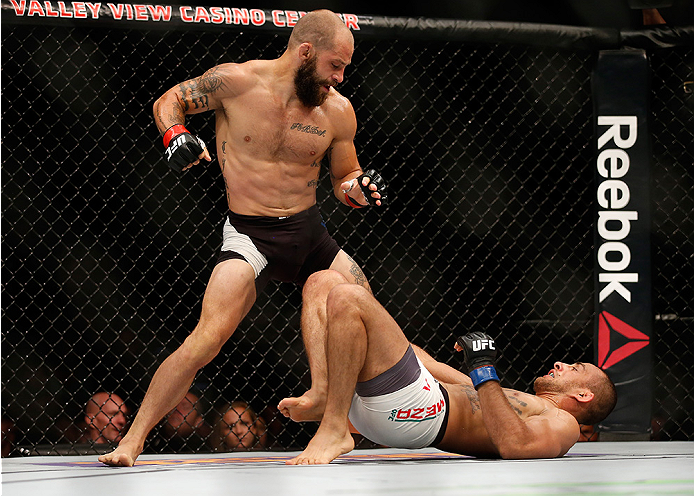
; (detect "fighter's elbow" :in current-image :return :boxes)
[497,440,563,460]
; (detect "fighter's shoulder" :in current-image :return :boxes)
[324,90,357,135]
[325,89,355,115]
[207,60,264,93]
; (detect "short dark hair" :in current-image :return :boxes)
[576,370,617,425]
[288,10,347,51]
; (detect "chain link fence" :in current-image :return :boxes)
[2,10,693,455]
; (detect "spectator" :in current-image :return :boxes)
[83,392,129,444]
[2,418,16,457]
[210,401,268,452]
[150,391,212,453]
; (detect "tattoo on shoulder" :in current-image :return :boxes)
[459,385,481,414]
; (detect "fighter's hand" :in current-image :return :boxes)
[455,332,500,389]
[341,169,387,207]
[162,124,212,172]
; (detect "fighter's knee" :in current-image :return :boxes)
[325,283,366,318]
[303,270,348,298]
[180,328,229,367]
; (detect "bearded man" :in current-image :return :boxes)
[100,10,386,467]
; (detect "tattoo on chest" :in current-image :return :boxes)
[290,122,327,137]
[310,158,321,168]
[307,179,318,188]
[459,385,481,414]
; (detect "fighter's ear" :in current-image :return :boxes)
[298,42,312,60]
[571,388,594,404]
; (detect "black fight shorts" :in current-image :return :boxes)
[216,205,341,293]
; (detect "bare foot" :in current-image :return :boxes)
[98,440,143,467]
[286,424,355,465]
[278,389,325,422]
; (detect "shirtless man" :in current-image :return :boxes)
[99,10,385,466]
[281,270,617,463]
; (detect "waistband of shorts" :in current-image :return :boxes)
[228,204,319,223]
[355,345,421,398]
[430,383,450,448]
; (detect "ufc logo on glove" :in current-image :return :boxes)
[472,339,495,352]
[165,135,187,161]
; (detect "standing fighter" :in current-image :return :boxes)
[281,270,617,463]
[99,10,386,466]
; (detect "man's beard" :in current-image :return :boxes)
[533,376,577,395]
[295,57,330,107]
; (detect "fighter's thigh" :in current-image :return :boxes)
[196,259,257,340]
[328,284,409,380]
[329,250,371,292]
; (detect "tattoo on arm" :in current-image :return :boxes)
[345,253,367,289]
[177,67,225,111]
[154,100,185,136]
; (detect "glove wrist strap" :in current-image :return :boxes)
[469,365,499,389]
[345,193,364,208]
[163,124,189,147]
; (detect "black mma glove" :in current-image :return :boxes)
[456,331,499,389]
[357,169,387,206]
[344,169,387,208]
[162,124,207,172]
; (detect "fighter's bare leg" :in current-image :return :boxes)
[98,260,256,467]
[279,252,370,421]
[288,278,410,464]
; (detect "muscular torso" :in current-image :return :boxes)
[214,61,340,216]
[437,383,572,457]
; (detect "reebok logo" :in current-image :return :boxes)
[597,311,649,369]
[472,339,495,352]
[596,116,639,303]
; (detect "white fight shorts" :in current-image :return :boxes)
[348,345,450,449]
